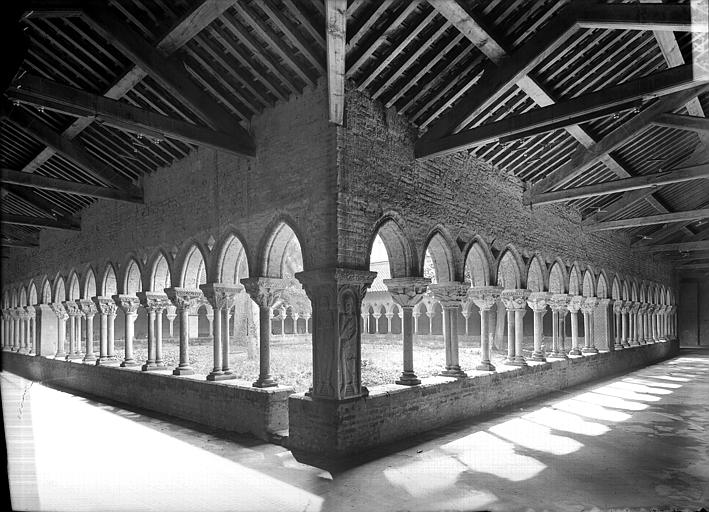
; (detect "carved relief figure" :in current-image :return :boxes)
[339,289,358,397]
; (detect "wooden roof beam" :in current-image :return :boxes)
[417,64,697,158]
[1,214,79,231]
[636,240,709,253]
[675,263,709,270]
[1,168,143,204]
[81,5,254,150]
[576,2,695,32]
[8,75,254,158]
[325,0,346,125]
[584,208,709,232]
[0,185,77,224]
[653,113,709,134]
[526,162,709,206]
[1,239,39,249]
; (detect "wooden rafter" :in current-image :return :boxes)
[1,213,79,231]
[526,163,709,206]
[584,208,709,232]
[653,113,709,134]
[575,2,694,32]
[1,168,143,204]
[0,185,77,224]
[635,240,709,253]
[9,75,255,158]
[325,0,346,125]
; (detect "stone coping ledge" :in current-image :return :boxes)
[2,352,293,441]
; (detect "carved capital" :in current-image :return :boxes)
[470,285,503,311]
[613,300,624,314]
[199,283,243,310]
[630,301,641,314]
[62,300,81,317]
[383,277,432,309]
[50,302,69,321]
[548,293,570,312]
[500,289,531,311]
[580,297,598,314]
[527,291,551,312]
[136,291,171,313]
[164,287,204,312]
[92,296,118,316]
[597,298,612,307]
[297,268,377,305]
[77,299,98,317]
[428,281,470,308]
[240,277,289,309]
[112,294,140,314]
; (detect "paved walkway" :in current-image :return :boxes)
[3,348,708,512]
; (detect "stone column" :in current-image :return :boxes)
[372,310,381,334]
[525,291,550,362]
[165,288,203,376]
[113,295,140,367]
[1,310,6,350]
[461,302,470,336]
[242,277,290,388]
[567,296,584,356]
[201,283,242,381]
[279,306,287,336]
[630,302,641,346]
[670,305,678,340]
[548,294,570,359]
[165,305,176,338]
[471,286,503,370]
[361,312,368,335]
[500,289,531,366]
[637,303,646,344]
[136,292,170,371]
[385,311,393,334]
[50,303,68,359]
[429,282,469,378]
[581,297,599,354]
[77,300,97,363]
[92,297,118,365]
[25,306,36,355]
[612,301,623,350]
[62,301,80,360]
[295,268,377,399]
[384,277,431,386]
[659,305,668,341]
[620,302,631,348]
[412,310,420,334]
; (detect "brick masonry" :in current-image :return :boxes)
[288,339,679,457]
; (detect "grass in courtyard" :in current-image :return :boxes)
[112,336,547,393]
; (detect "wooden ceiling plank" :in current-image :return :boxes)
[576,3,694,32]
[325,0,346,125]
[1,167,143,204]
[282,0,325,49]
[8,75,255,158]
[527,162,709,206]
[347,0,395,53]
[1,213,79,231]
[584,208,709,232]
[636,240,709,253]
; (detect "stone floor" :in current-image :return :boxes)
[3,347,708,512]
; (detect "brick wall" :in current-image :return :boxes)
[337,87,675,288]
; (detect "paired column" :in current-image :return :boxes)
[136,292,171,371]
[429,282,469,378]
[296,268,377,399]
[17,308,28,354]
[200,283,242,381]
[50,303,68,359]
[165,305,177,338]
[241,278,289,388]
[471,286,503,370]
[165,288,204,376]
[113,295,140,367]
[62,301,82,360]
[613,301,623,350]
[548,294,570,359]
[526,292,550,362]
[77,300,97,363]
[92,297,119,365]
[500,289,531,366]
[26,306,36,355]
[384,277,431,386]
[638,303,647,344]
[620,301,631,348]
[629,302,641,346]
[1,310,7,350]
[567,296,584,356]
[581,297,599,354]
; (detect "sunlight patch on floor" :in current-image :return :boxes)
[488,417,584,455]
[574,391,649,411]
[522,407,609,436]
[591,385,663,402]
[552,398,632,422]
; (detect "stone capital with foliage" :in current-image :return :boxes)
[500,289,531,311]
[77,299,98,317]
[383,277,432,309]
[199,283,243,310]
[113,294,141,314]
[92,296,118,316]
[527,291,551,313]
[428,281,469,308]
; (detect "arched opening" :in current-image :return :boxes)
[465,243,491,287]
[28,282,37,306]
[20,287,28,307]
[53,276,66,303]
[41,280,52,304]
[151,253,171,292]
[526,256,545,293]
[103,265,118,297]
[68,272,80,301]
[181,245,207,290]
[423,232,454,284]
[569,265,582,296]
[497,251,522,290]
[124,259,142,295]
[597,273,608,299]
[84,269,97,299]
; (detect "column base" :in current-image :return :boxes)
[96,357,120,366]
[120,359,139,368]
[530,351,546,362]
[440,367,468,378]
[505,356,527,367]
[475,361,496,372]
[613,343,624,350]
[581,347,599,355]
[141,362,162,371]
[396,372,421,386]
[547,352,568,360]
[18,348,29,354]
[629,340,641,346]
[173,366,195,376]
[82,354,97,364]
[253,376,278,388]
[568,348,582,356]
[622,342,631,348]
[208,373,236,381]
[66,353,83,361]
[54,352,66,359]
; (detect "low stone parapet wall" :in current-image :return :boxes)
[288,339,679,457]
[1,352,293,442]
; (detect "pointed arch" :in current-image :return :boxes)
[28,281,37,305]
[630,280,638,301]
[496,246,524,289]
[101,263,118,297]
[2,289,9,308]
[40,277,52,304]
[621,280,630,301]
[582,269,596,297]
[83,267,97,299]
[611,275,622,300]
[67,271,80,301]
[368,213,417,278]
[422,228,457,283]
[216,231,251,284]
[568,263,582,296]
[260,221,304,279]
[463,236,494,287]
[11,288,19,307]
[548,260,568,294]
[148,250,172,292]
[180,243,209,289]
[19,286,28,306]
[53,274,66,303]
[526,254,547,292]
[122,257,143,295]
[639,282,648,303]
[596,271,609,299]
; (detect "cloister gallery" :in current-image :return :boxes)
[1,0,707,466]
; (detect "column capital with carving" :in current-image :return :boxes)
[580,296,598,313]
[199,283,243,310]
[597,298,613,307]
[77,299,98,317]
[567,295,585,313]
[240,277,290,309]
[164,288,205,312]
[428,281,469,308]
[500,289,531,311]
[383,277,431,309]
[112,294,141,314]
[92,296,118,316]
[24,305,36,319]
[527,291,551,312]
[50,302,69,321]
[62,300,81,317]
[136,291,171,312]
[548,293,570,312]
